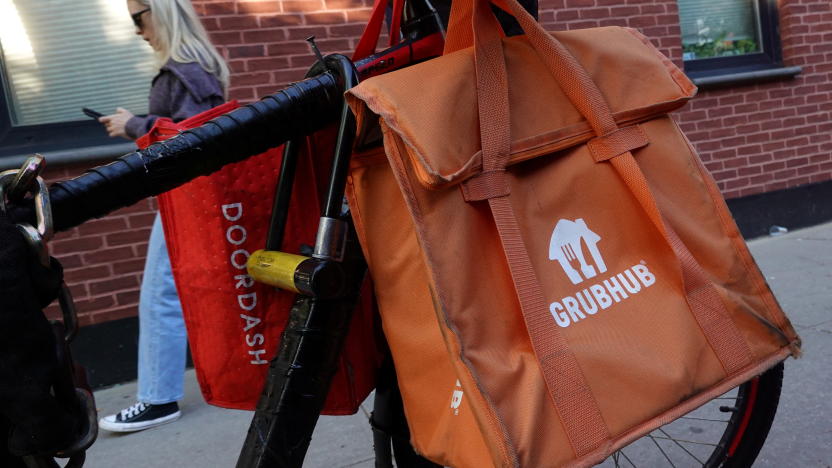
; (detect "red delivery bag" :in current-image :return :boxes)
[136,101,381,412]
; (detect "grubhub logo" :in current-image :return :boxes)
[547,219,656,328]
[549,218,607,285]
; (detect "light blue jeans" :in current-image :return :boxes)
[137,214,187,405]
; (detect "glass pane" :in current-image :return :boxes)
[679,0,762,61]
[0,0,156,126]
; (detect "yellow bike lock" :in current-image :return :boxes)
[247,250,345,298]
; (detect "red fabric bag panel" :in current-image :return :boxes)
[136,101,380,412]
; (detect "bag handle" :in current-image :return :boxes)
[353,0,406,61]
[453,0,754,457]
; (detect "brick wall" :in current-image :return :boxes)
[42,166,156,326]
[55,0,831,326]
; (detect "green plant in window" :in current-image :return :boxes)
[683,16,760,60]
[684,32,759,59]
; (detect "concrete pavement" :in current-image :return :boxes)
[84,222,832,467]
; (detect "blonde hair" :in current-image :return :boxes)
[135,0,230,92]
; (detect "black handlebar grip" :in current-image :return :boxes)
[13,71,343,232]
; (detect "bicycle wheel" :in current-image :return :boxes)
[599,362,784,468]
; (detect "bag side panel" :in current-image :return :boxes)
[347,150,497,468]
[635,117,799,355]
[380,116,797,465]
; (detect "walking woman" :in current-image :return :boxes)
[97,0,228,432]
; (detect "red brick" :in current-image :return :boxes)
[283,0,324,12]
[64,265,112,283]
[267,40,315,55]
[210,31,243,44]
[238,1,280,14]
[229,44,265,58]
[75,296,117,314]
[51,237,104,255]
[243,28,288,43]
[323,0,357,8]
[113,258,147,276]
[233,72,272,86]
[56,254,83,269]
[248,56,290,71]
[77,217,128,236]
[116,290,141,306]
[89,276,140,296]
[328,23,365,38]
[89,306,139,325]
[127,213,156,229]
[283,25,327,40]
[203,2,237,15]
[83,246,136,264]
[106,229,152,247]
[229,86,256,101]
[345,8,371,22]
[219,15,259,29]
[305,11,346,24]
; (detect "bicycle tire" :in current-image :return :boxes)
[603,362,784,468]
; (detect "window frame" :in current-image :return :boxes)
[0,58,120,159]
[681,0,784,80]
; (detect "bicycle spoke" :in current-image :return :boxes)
[679,416,730,423]
[650,435,719,447]
[658,428,705,464]
[619,449,637,467]
[648,434,678,468]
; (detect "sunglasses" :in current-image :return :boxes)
[131,8,151,29]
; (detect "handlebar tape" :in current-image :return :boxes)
[12,72,343,232]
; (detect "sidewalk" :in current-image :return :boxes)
[85,222,832,467]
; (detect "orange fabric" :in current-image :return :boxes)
[460,170,510,201]
[587,126,649,162]
[346,5,800,467]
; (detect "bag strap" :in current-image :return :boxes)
[454,0,754,457]
[353,0,406,61]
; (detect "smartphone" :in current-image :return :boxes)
[82,107,104,119]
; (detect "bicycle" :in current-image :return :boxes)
[2,1,786,466]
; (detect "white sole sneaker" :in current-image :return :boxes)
[98,410,181,433]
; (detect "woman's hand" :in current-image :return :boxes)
[99,107,135,139]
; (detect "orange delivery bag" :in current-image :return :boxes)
[343,0,801,466]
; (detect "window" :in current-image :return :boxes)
[0,0,156,158]
[678,0,786,80]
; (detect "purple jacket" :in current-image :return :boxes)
[125,59,225,140]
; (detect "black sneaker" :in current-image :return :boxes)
[98,401,181,432]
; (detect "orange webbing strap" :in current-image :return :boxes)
[487,196,611,457]
[609,153,753,373]
[464,0,610,458]
[473,0,754,375]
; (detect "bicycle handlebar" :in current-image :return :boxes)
[10,19,445,233]
[12,71,343,232]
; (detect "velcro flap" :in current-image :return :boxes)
[347,27,696,190]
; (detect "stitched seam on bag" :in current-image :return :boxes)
[609,153,754,374]
[382,122,520,467]
[671,119,795,342]
[673,117,788,333]
[622,27,697,98]
[353,82,691,190]
[570,349,792,468]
